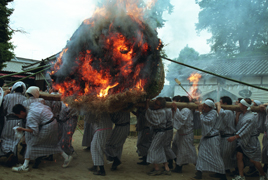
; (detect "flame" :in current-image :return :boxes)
[50,0,162,100]
[98,83,119,97]
[187,73,202,100]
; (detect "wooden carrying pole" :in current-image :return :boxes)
[35,93,263,112]
[39,92,61,101]
[136,101,262,112]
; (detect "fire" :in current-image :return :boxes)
[98,83,119,97]
[50,0,163,112]
[187,72,202,100]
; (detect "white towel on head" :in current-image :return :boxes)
[11,81,26,94]
[204,99,215,109]
[26,86,40,98]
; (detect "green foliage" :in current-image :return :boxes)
[144,0,174,28]
[196,0,268,56]
[165,45,200,96]
[166,45,199,78]
[0,0,14,70]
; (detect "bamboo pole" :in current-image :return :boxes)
[41,72,50,86]
[4,66,51,87]
[0,64,51,79]
[161,56,268,92]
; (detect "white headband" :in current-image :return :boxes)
[240,99,252,111]
[253,100,262,106]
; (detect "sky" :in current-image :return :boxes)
[8,0,211,61]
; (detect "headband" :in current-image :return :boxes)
[240,99,252,111]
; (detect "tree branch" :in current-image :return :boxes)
[8,25,28,34]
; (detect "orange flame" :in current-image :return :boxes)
[50,0,162,99]
[187,73,202,100]
[98,83,119,97]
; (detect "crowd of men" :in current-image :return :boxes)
[0,80,76,172]
[0,78,268,180]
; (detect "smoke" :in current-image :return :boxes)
[50,0,163,98]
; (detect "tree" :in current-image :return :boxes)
[195,0,268,56]
[164,45,200,97]
[144,0,174,28]
[0,0,14,70]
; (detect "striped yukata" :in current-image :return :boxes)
[265,113,268,166]
[262,130,268,164]
[23,97,45,110]
[236,111,261,162]
[82,116,94,147]
[255,112,268,164]
[59,103,78,155]
[0,87,5,136]
[45,99,62,142]
[196,109,225,174]
[173,108,197,166]
[218,109,236,170]
[193,111,202,130]
[136,108,153,157]
[0,91,26,156]
[90,113,113,166]
[105,112,130,161]
[145,108,167,164]
[24,102,62,160]
[164,108,176,160]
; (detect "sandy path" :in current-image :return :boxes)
[0,131,261,180]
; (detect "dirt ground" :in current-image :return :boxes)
[0,131,262,180]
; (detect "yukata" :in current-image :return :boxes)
[196,109,225,174]
[256,111,268,164]
[236,111,261,162]
[0,82,26,156]
[23,97,45,110]
[145,108,167,164]
[164,108,176,161]
[105,112,130,161]
[0,87,5,136]
[173,107,197,166]
[90,113,113,166]
[218,109,236,170]
[59,103,78,155]
[136,108,153,157]
[24,102,62,160]
[82,118,94,147]
[45,98,62,142]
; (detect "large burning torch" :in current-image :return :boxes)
[49,1,165,114]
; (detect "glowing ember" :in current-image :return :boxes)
[50,0,164,113]
[187,72,202,100]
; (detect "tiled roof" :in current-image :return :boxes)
[203,59,268,77]
[171,58,268,78]
[2,57,39,73]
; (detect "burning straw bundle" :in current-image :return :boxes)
[50,4,165,114]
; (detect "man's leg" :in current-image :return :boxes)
[237,152,244,177]
[12,158,29,172]
[250,159,265,176]
[61,151,73,168]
